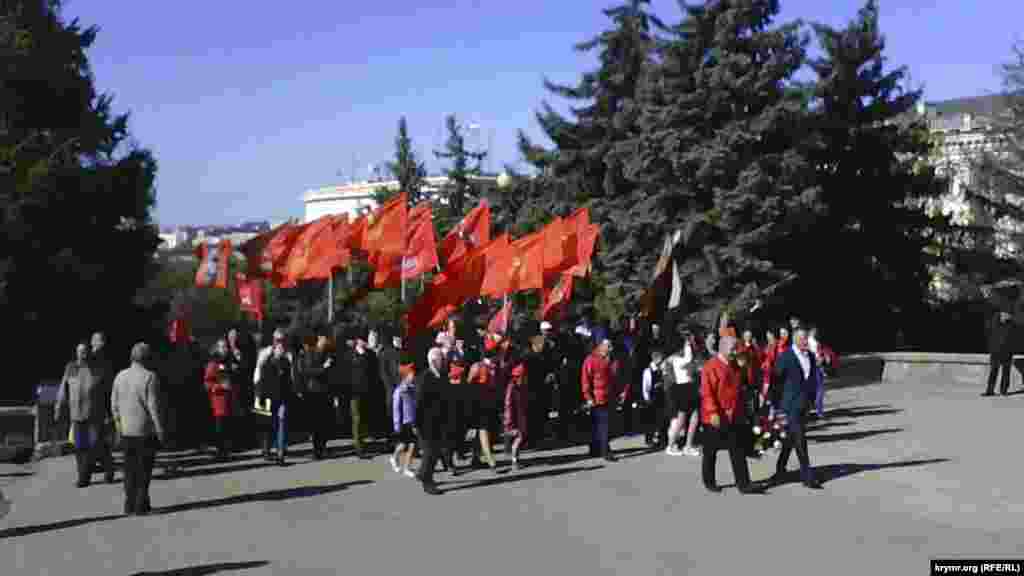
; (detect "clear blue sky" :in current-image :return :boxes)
[61,0,1023,227]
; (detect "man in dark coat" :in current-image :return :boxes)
[767,328,822,490]
[299,328,334,460]
[416,347,450,495]
[349,332,379,458]
[984,308,1016,397]
[89,332,116,483]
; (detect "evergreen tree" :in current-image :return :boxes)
[0,0,161,398]
[434,114,486,229]
[376,116,427,205]
[775,0,949,350]
[952,42,1024,293]
[618,0,816,328]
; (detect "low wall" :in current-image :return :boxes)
[843,352,1020,389]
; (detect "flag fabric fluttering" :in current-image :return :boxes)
[194,239,232,289]
[301,215,351,281]
[373,201,438,288]
[540,273,575,321]
[235,273,265,321]
[439,200,491,264]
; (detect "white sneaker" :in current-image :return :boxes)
[683,447,700,457]
[389,456,400,473]
[665,446,684,456]
[402,468,416,479]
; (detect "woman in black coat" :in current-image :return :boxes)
[257,342,296,465]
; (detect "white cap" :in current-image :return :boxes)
[574,326,591,337]
[540,321,553,331]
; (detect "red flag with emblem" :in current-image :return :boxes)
[373,201,438,288]
[235,273,265,321]
[194,239,232,289]
[439,200,491,264]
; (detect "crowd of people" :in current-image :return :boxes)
[50,309,840,511]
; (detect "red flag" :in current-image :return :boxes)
[566,223,599,277]
[488,299,511,335]
[194,239,232,289]
[365,193,408,258]
[373,201,439,288]
[279,217,336,287]
[439,200,491,263]
[240,224,289,278]
[235,273,265,321]
[301,215,351,281]
[481,232,545,297]
[540,273,575,321]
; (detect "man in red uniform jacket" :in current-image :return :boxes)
[700,335,760,493]
[582,339,617,462]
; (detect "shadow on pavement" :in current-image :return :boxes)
[130,560,270,575]
[771,458,951,487]
[441,465,603,493]
[806,428,904,444]
[0,471,32,478]
[0,513,123,540]
[158,460,285,481]
[804,420,856,432]
[155,480,374,515]
[820,404,904,420]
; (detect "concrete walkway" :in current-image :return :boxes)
[1,375,1022,575]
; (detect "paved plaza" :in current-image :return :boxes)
[2,371,1023,576]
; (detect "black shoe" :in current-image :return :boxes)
[704,484,723,493]
[1001,389,1010,396]
[105,473,115,484]
[803,479,823,490]
[75,480,89,488]
[263,452,273,461]
[738,484,765,494]
[277,457,286,467]
[423,484,442,495]
[603,453,617,463]
[982,391,995,397]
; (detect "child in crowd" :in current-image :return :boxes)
[390,364,417,478]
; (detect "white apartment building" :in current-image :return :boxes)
[301,175,501,223]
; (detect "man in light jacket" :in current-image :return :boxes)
[111,342,166,516]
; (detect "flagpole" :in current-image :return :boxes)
[328,268,335,324]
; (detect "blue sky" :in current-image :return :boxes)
[62,0,1023,227]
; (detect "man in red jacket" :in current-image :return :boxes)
[700,335,760,494]
[582,338,617,462]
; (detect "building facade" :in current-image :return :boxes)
[301,175,501,223]
[918,94,1018,299]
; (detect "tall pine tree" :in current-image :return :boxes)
[434,114,486,230]
[769,0,948,350]
[618,0,816,328]
[377,116,427,205]
[0,0,161,398]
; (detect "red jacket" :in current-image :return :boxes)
[204,361,233,418]
[504,364,528,435]
[581,352,613,406]
[700,356,743,425]
[737,342,760,389]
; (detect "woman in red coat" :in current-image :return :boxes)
[204,339,234,461]
[503,360,528,469]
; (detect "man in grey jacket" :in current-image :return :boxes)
[111,342,166,516]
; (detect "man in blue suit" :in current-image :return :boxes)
[767,328,823,489]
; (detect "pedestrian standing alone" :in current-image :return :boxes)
[56,341,114,487]
[111,342,166,516]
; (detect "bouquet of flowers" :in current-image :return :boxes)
[752,412,788,456]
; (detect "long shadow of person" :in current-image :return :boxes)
[130,560,270,575]
[819,404,904,420]
[805,428,905,444]
[155,479,374,515]
[769,458,951,487]
[440,465,604,494]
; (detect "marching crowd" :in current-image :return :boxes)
[51,310,839,511]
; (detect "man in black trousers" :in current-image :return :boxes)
[983,309,1015,397]
[766,328,822,490]
[416,347,450,495]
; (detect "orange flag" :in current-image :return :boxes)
[280,217,336,287]
[439,200,491,264]
[481,232,544,297]
[365,193,408,259]
[240,223,289,278]
[301,215,351,281]
[235,273,265,321]
[194,239,232,289]
[540,273,575,320]
[450,233,511,298]
[567,223,599,277]
[373,201,439,288]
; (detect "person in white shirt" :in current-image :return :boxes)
[664,335,700,457]
[642,350,667,448]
